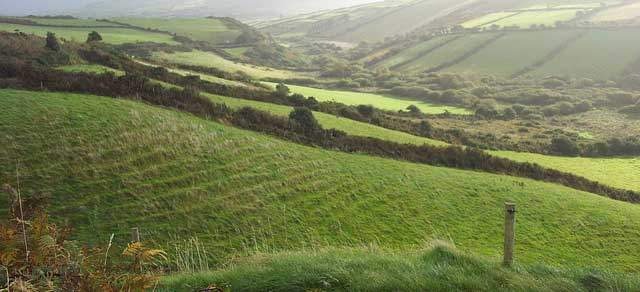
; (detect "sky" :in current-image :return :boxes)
[0,0,381,17]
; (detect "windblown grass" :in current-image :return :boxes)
[2,89,640,273]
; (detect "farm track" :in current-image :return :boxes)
[425,33,506,73]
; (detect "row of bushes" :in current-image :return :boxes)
[2,65,639,203]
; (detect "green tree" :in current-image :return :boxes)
[45,32,61,51]
[86,31,103,43]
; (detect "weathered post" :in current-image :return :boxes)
[131,227,140,243]
[503,203,516,267]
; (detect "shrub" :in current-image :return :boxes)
[45,32,61,51]
[275,83,290,97]
[289,107,321,135]
[550,136,579,156]
[86,31,103,43]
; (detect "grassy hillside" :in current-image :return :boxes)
[262,82,470,114]
[529,28,640,80]
[29,62,638,192]
[3,89,640,273]
[161,244,640,291]
[397,33,500,73]
[0,23,178,45]
[259,0,477,43]
[374,35,458,69]
[447,30,578,77]
[376,28,640,80]
[151,50,299,79]
[112,17,243,44]
[336,0,475,42]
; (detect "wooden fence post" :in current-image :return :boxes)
[503,203,516,267]
[131,227,140,243]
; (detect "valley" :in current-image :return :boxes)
[1,0,640,290]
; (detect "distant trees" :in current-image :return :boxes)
[45,32,61,51]
[86,31,103,43]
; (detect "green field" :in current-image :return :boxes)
[530,28,640,79]
[0,23,178,45]
[223,47,249,58]
[447,30,578,77]
[57,64,125,76]
[136,60,250,87]
[161,244,640,291]
[397,33,499,73]
[112,17,242,44]
[494,151,640,193]
[262,82,470,114]
[3,89,640,273]
[461,12,519,28]
[152,50,298,79]
[488,9,583,28]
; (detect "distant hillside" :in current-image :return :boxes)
[73,0,380,20]
[259,0,472,43]
[258,0,628,43]
[369,27,640,80]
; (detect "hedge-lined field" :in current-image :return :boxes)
[262,82,471,114]
[151,50,299,79]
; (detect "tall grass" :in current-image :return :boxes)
[159,242,640,291]
[173,237,210,273]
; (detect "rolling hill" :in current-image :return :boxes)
[73,0,381,19]
[258,0,472,43]
[3,89,640,273]
[46,62,640,192]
